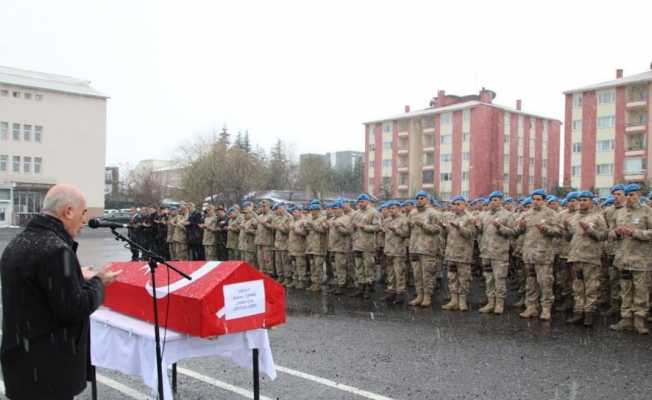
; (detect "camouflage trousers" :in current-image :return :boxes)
[204,245,217,260]
[571,262,601,313]
[307,254,325,285]
[257,245,274,276]
[482,260,509,300]
[292,255,307,284]
[620,270,651,319]
[386,256,407,294]
[346,252,356,287]
[168,242,176,260]
[175,242,188,261]
[525,263,554,308]
[241,250,257,267]
[554,257,573,301]
[512,256,526,299]
[604,255,620,306]
[274,250,289,281]
[227,248,240,261]
[447,261,471,296]
[353,251,375,285]
[332,252,349,287]
[410,254,437,296]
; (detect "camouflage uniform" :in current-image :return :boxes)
[408,206,443,306]
[603,204,624,312]
[566,209,608,316]
[512,212,527,305]
[238,215,258,267]
[442,210,477,310]
[289,215,308,288]
[273,212,292,285]
[351,206,381,288]
[173,213,189,261]
[556,208,577,309]
[305,213,328,290]
[166,215,177,260]
[377,214,387,285]
[226,213,242,261]
[384,213,410,296]
[202,215,217,260]
[255,212,275,276]
[328,213,353,289]
[514,206,562,319]
[477,208,516,313]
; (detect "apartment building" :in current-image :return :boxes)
[0,66,107,226]
[564,66,652,196]
[363,89,561,200]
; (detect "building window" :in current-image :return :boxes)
[383,141,392,149]
[529,157,535,166]
[440,134,451,145]
[542,160,547,169]
[34,157,42,174]
[0,155,7,171]
[624,158,645,174]
[504,134,510,144]
[463,152,470,161]
[440,192,450,201]
[399,174,408,185]
[34,125,42,143]
[441,113,451,124]
[528,176,534,184]
[35,94,43,101]
[518,156,524,167]
[422,170,434,184]
[368,178,374,186]
[572,120,582,130]
[571,165,581,177]
[23,124,32,141]
[597,139,615,152]
[421,118,434,129]
[503,173,509,182]
[382,160,392,168]
[462,171,469,182]
[574,95,583,108]
[23,156,32,173]
[369,160,374,169]
[504,154,510,165]
[529,138,535,149]
[398,119,408,131]
[572,143,582,153]
[12,91,20,98]
[12,123,20,140]
[597,116,615,129]
[24,92,32,100]
[463,109,470,121]
[462,132,470,143]
[597,187,610,197]
[369,144,375,152]
[423,153,434,165]
[12,156,20,172]
[383,123,392,133]
[596,163,613,176]
[598,91,615,104]
[441,172,452,182]
[517,174,523,183]
[0,89,8,97]
[440,153,451,163]
[0,121,8,140]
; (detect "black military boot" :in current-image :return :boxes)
[566,312,584,325]
[348,286,363,298]
[583,312,594,327]
[393,293,406,305]
[382,292,396,302]
[331,286,343,296]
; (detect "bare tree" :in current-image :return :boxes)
[126,165,165,206]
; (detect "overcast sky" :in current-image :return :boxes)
[2,0,651,168]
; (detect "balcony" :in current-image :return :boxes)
[423,146,435,153]
[422,164,434,170]
[398,130,409,137]
[626,99,648,109]
[397,146,409,155]
[398,183,408,190]
[422,183,434,189]
[625,122,647,133]
[397,164,409,172]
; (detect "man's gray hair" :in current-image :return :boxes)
[42,184,85,215]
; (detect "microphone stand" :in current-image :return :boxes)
[110,228,192,400]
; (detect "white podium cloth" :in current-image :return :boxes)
[91,308,276,399]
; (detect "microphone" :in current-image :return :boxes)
[88,218,127,229]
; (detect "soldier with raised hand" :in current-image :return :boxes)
[254,200,276,277]
[173,205,190,261]
[289,205,308,289]
[609,184,652,334]
[476,191,516,315]
[382,201,411,304]
[326,201,352,295]
[342,200,357,289]
[200,206,218,260]
[351,194,381,299]
[305,201,328,292]
[441,195,478,312]
[226,207,242,261]
[407,191,443,307]
[565,191,608,326]
[239,203,258,267]
[555,192,579,312]
[514,189,563,321]
[272,203,292,286]
[602,185,626,317]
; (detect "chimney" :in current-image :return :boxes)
[479,87,495,104]
[616,69,623,79]
[404,105,410,113]
[516,99,522,111]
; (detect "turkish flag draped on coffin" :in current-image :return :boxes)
[103,261,286,337]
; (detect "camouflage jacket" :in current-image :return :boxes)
[376,216,386,249]
[202,216,217,245]
[384,214,410,257]
[602,204,624,257]
[566,209,607,266]
[477,208,516,262]
[238,216,258,252]
[288,216,308,256]
[443,210,478,264]
[166,216,176,243]
[514,206,562,265]
[612,203,652,271]
[557,209,577,259]
[305,214,328,255]
[408,207,443,256]
[328,214,352,253]
[351,207,381,252]
[172,214,188,243]
[254,212,275,247]
[226,214,242,250]
[272,213,291,251]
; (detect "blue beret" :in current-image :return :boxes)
[603,197,614,206]
[242,201,253,208]
[578,191,593,199]
[310,198,321,204]
[611,184,625,193]
[415,191,429,199]
[504,196,513,204]
[546,195,559,203]
[385,200,400,208]
[357,193,371,202]
[451,195,467,204]
[488,191,504,200]
[432,199,442,208]
[648,191,652,199]
[531,188,546,198]
[560,199,567,207]
[592,197,599,204]
[308,203,321,211]
[331,201,342,209]
[625,183,641,194]
[403,199,416,206]
[483,198,490,205]
[565,192,579,201]
[522,197,532,206]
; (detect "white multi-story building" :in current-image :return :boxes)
[0,66,107,226]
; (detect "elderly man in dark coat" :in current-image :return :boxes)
[0,184,120,400]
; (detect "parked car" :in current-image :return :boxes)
[101,211,134,224]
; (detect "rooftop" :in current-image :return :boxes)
[564,69,652,94]
[0,65,108,98]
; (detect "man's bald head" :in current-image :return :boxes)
[42,184,88,238]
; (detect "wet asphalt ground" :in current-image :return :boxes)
[0,227,651,400]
